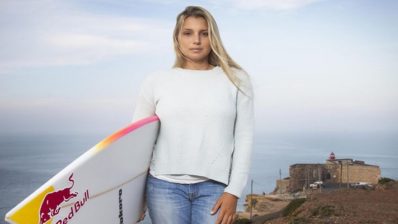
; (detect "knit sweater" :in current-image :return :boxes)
[132,66,254,198]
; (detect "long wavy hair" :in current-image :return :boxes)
[173,6,246,92]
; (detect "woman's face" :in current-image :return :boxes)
[178,16,211,66]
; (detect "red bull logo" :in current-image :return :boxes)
[39,173,90,224]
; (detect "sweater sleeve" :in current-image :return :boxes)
[132,75,157,122]
[224,71,255,198]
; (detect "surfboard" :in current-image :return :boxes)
[5,115,160,224]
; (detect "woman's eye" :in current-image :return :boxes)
[202,32,209,36]
[183,32,191,36]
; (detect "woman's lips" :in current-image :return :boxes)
[190,48,203,52]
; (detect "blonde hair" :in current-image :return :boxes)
[173,6,246,92]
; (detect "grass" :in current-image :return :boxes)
[378,177,395,185]
[233,218,251,224]
[311,205,336,217]
[288,217,309,224]
[282,198,306,217]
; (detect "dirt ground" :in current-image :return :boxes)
[237,197,290,220]
[263,182,398,224]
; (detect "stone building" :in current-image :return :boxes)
[275,152,381,193]
[288,163,327,192]
[275,178,290,194]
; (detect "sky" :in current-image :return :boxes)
[0,0,397,139]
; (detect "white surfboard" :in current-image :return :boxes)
[5,115,160,224]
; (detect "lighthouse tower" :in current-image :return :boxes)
[328,152,336,161]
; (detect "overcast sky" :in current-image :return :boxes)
[0,0,397,137]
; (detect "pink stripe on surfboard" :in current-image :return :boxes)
[93,115,159,152]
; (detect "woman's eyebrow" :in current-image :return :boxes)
[181,28,208,32]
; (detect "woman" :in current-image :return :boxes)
[132,5,254,224]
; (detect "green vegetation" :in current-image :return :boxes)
[379,177,395,185]
[282,198,306,217]
[288,217,309,224]
[233,218,251,224]
[311,205,336,217]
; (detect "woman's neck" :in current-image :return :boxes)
[182,61,213,70]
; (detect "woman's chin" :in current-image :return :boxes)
[186,56,209,63]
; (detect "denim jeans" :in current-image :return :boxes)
[146,174,226,224]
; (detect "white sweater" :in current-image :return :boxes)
[132,66,254,198]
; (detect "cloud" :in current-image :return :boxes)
[42,33,149,65]
[0,1,172,73]
[231,0,323,10]
[0,0,325,73]
[138,0,323,11]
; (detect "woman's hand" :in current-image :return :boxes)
[136,201,147,223]
[136,208,146,223]
[211,192,238,224]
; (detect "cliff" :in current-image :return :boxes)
[263,180,398,224]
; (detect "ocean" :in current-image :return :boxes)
[1,132,397,224]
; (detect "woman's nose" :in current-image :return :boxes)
[193,34,201,44]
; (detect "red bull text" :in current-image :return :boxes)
[39,173,90,224]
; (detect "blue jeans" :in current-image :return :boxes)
[146,174,226,224]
